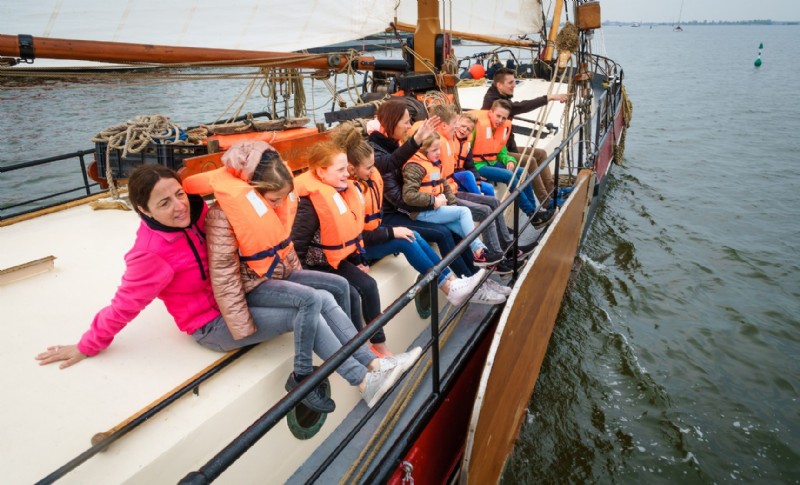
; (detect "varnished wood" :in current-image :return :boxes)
[0,192,116,227]
[462,170,592,484]
[0,35,377,70]
[391,22,538,48]
[0,255,56,285]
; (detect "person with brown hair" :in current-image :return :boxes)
[481,67,572,205]
[368,99,478,278]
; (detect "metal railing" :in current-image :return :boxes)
[0,149,102,221]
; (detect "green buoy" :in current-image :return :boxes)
[754,42,763,67]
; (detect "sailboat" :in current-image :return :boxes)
[0,1,629,483]
[674,0,685,31]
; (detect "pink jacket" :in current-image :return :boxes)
[77,204,220,356]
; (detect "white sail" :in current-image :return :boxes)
[396,0,543,39]
[0,0,398,53]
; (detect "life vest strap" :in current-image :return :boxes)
[420,179,444,187]
[311,234,364,251]
[364,212,382,222]
[240,237,292,278]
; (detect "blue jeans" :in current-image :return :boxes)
[382,212,477,277]
[478,164,538,215]
[415,205,486,254]
[364,231,452,287]
[192,278,374,386]
[453,170,495,197]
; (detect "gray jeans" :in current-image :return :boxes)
[456,192,513,255]
[193,271,375,386]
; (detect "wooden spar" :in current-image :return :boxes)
[413,0,442,73]
[0,34,378,70]
[392,22,538,48]
[543,0,565,61]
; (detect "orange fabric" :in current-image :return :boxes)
[435,126,459,193]
[183,168,297,277]
[356,169,384,231]
[471,110,512,163]
[207,127,318,150]
[404,152,445,196]
[294,171,365,269]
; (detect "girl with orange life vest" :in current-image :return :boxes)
[401,134,506,290]
[184,143,420,411]
[332,125,507,307]
[291,141,395,357]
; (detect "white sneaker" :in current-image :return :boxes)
[361,363,403,408]
[483,278,512,296]
[379,346,422,374]
[469,285,507,305]
[446,275,482,306]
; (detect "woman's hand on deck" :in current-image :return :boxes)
[393,227,416,242]
[36,344,87,369]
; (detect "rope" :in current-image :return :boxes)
[343,304,468,483]
[91,115,187,198]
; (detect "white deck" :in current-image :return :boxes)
[0,203,427,484]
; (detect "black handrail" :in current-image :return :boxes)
[0,149,102,221]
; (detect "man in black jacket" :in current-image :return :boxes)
[481,68,570,206]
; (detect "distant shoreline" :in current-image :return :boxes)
[603,20,799,26]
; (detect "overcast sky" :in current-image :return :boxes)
[595,0,797,23]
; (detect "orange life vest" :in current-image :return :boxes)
[293,171,366,269]
[404,152,445,196]
[471,110,512,164]
[182,167,297,278]
[355,169,384,231]
[456,137,471,171]
[435,126,460,193]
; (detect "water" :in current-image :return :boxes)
[2,24,799,484]
[503,25,800,483]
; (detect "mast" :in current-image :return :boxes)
[413,0,443,73]
[543,0,565,62]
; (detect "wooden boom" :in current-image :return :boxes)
[0,34,383,71]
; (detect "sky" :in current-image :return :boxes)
[594,0,797,23]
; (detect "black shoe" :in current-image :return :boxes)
[490,258,516,275]
[517,241,538,259]
[285,373,336,413]
[531,207,557,229]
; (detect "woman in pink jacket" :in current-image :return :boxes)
[35,164,416,411]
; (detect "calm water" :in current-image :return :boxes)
[2,24,799,484]
[504,25,800,484]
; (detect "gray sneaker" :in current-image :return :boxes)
[380,346,422,374]
[469,285,507,305]
[483,278,512,296]
[361,363,404,408]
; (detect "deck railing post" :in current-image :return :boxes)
[78,153,91,196]
[429,277,440,395]
[512,197,520,278]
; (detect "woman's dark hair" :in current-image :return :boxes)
[128,164,182,215]
[376,100,409,141]
[251,150,294,193]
